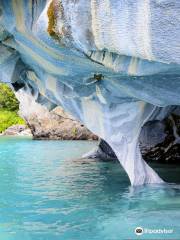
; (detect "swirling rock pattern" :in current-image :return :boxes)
[89,115,180,164]
[0,0,180,185]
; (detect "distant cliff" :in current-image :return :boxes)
[16,91,97,140]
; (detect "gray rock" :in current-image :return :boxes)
[26,108,98,140]
[16,91,98,140]
[3,124,32,136]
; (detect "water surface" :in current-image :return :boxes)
[0,137,180,240]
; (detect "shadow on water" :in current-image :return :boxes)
[149,162,180,184]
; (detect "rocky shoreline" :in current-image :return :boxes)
[2,93,180,165]
[2,111,180,165]
[1,107,97,140]
[2,91,179,165]
[1,124,32,137]
[13,91,98,140]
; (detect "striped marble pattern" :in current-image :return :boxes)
[0,0,180,185]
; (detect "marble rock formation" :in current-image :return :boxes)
[87,114,180,164]
[0,0,180,185]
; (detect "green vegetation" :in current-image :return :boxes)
[0,83,25,133]
[72,127,78,136]
[0,110,25,133]
[0,83,19,111]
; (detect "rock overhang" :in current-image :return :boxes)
[0,0,180,185]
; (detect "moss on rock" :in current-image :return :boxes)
[47,1,58,39]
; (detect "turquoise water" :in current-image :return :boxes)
[0,137,180,240]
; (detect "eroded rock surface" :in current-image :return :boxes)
[141,114,180,164]
[0,1,180,185]
[90,114,180,164]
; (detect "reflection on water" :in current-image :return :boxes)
[0,137,180,239]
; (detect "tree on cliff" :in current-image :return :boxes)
[0,83,25,133]
[0,83,19,111]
